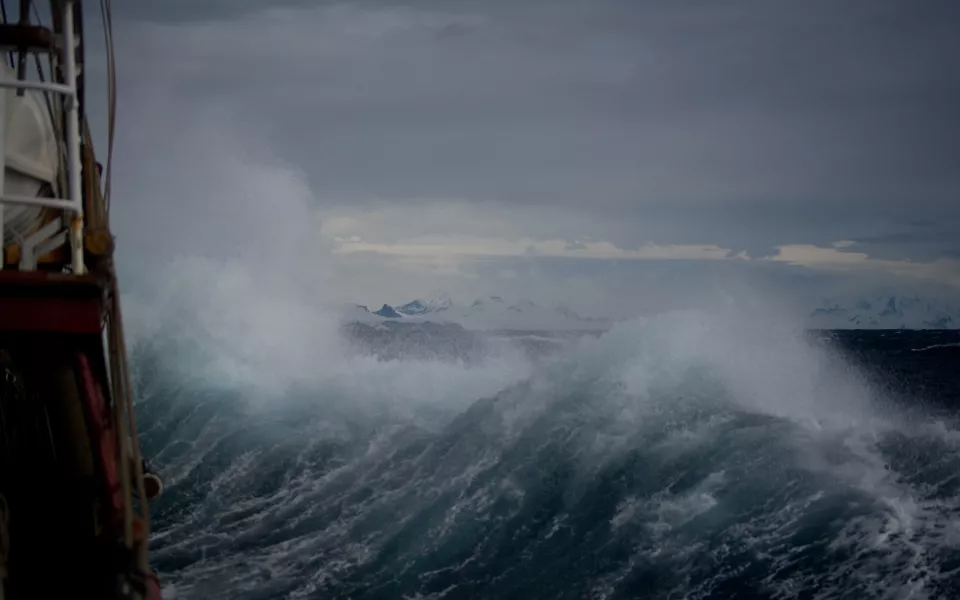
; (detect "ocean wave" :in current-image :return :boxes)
[912,342,960,352]
[130,305,960,599]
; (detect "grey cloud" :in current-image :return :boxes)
[98,0,960,284]
[111,0,960,213]
[853,229,960,246]
[109,0,316,23]
[844,219,960,260]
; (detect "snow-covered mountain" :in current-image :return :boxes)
[350,296,610,331]
[808,294,960,329]
[395,296,453,316]
[343,293,960,332]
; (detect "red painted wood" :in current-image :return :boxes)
[77,352,166,598]
[0,271,105,334]
[75,352,123,515]
[147,573,163,600]
[0,296,102,333]
[0,270,103,290]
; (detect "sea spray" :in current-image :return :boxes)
[126,300,960,599]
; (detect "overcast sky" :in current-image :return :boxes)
[84,0,960,317]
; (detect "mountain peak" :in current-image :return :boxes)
[396,298,452,316]
[809,293,959,329]
[427,294,454,308]
[374,304,402,319]
[352,296,607,331]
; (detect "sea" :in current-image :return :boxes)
[132,313,960,600]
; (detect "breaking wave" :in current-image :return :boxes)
[913,342,960,352]
[126,283,960,600]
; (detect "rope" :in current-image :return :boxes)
[107,267,151,571]
[94,0,149,560]
[97,1,153,567]
[106,308,134,550]
[99,0,116,215]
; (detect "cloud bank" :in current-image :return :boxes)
[79,0,960,317]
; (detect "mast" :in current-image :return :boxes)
[0,2,161,598]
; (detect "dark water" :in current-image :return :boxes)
[135,321,960,600]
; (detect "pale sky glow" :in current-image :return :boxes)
[333,237,735,261]
[330,235,960,290]
[765,245,960,287]
[82,0,960,317]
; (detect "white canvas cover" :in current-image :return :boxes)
[1,62,61,241]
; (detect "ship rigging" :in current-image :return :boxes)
[0,1,162,598]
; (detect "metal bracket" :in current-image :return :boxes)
[19,217,63,270]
